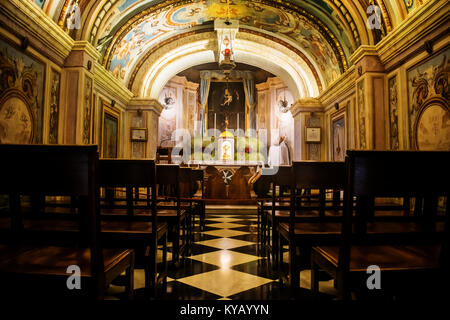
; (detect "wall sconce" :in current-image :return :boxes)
[20,36,29,51]
[424,40,433,55]
[335,102,339,110]
[111,100,116,107]
[87,60,92,71]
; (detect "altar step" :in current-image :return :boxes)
[205,205,257,214]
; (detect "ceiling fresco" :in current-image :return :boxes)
[30,0,412,93]
[103,0,348,87]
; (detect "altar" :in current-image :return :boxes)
[189,162,262,203]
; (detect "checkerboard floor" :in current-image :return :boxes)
[106,211,338,300]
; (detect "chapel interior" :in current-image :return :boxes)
[0,0,448,302]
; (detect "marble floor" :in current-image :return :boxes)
[106,211,338,300]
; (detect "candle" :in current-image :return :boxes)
[214,113,216,133]
[237,113,239,131]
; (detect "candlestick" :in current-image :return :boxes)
[237,112,239,131]
[214,113,216,133]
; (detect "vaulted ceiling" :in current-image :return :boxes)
[35,0,415,97]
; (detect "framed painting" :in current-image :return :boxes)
[331,115,346,161]
[101,102,120,158]
[131,127,147,142]
[305,127,321,143]
[413,97,450,151]
[207,81,246,132]
[0,39,45,144]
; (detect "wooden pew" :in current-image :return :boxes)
[311,150,449,300]
[156,164,190,266]
[278,161,345,296]
[98,159,169,297]
[263,166,293,268]
[0,144,134,300]
[190,168,206,232]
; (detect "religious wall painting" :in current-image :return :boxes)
[414,100,450,151]
[49,69,61,144]
[388,75,399,150]
[0,39,44,144]
[187,91,197,134]
[34,0,46,9]
[82,76,93,144]
[357,80,367,149]
[159,86,177,146]
[106,0,343,85]
[101,102,120,158]
[35,0,46,8]
[207,81,246,133]
[257,92,266,129]
[408,49,450,150]
[331,114,346,161]
[276,87,294,156]
[404,0,417,13]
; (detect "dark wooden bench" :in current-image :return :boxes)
[98,159,168,297]
[262,165,293,267]
[311,150,449,300]
[156,164,190,266]
[190,168,206,232]
[0,144,134,300]
[277,161,345,296]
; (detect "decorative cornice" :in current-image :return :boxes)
[350,45,379,65]
[127,98,164,116]
[290,98,323,117]
[318,66,356,106]
[72,41,102,61]
[376,0,449,65]
[94,61,133,106]
[0,0,73,62]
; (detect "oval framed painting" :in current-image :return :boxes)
[0,90,35,144]
[413,97,450,151]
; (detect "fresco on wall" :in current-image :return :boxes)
[404,0,416,13]
[408,49,450,150]
[357,80,367,149]
[158,86,177,146]
[49,69,60,144]
[332,115,345,161]
[83,77,93,144]
[108,0,342,85]
[0,40,44,144]
[34,0,46,9]
[416,104,450,150]
[103,112,119,158]
[388,76,399,150]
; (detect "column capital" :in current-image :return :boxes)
[350,45,384,76]
[71,41,102,61]
[65,41,100,70]
[128,98,164,116]
[291,98,322,117]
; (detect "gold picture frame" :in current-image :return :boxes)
[131,127,148,142]
[305,127,321,143]
[101,101,120,158]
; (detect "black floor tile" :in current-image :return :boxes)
[231,259,278,280]
[162,281,223,300]
[228,244,260,256]
[168,259,220,279]
[188,243,221,255]
[229,233,259,242]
